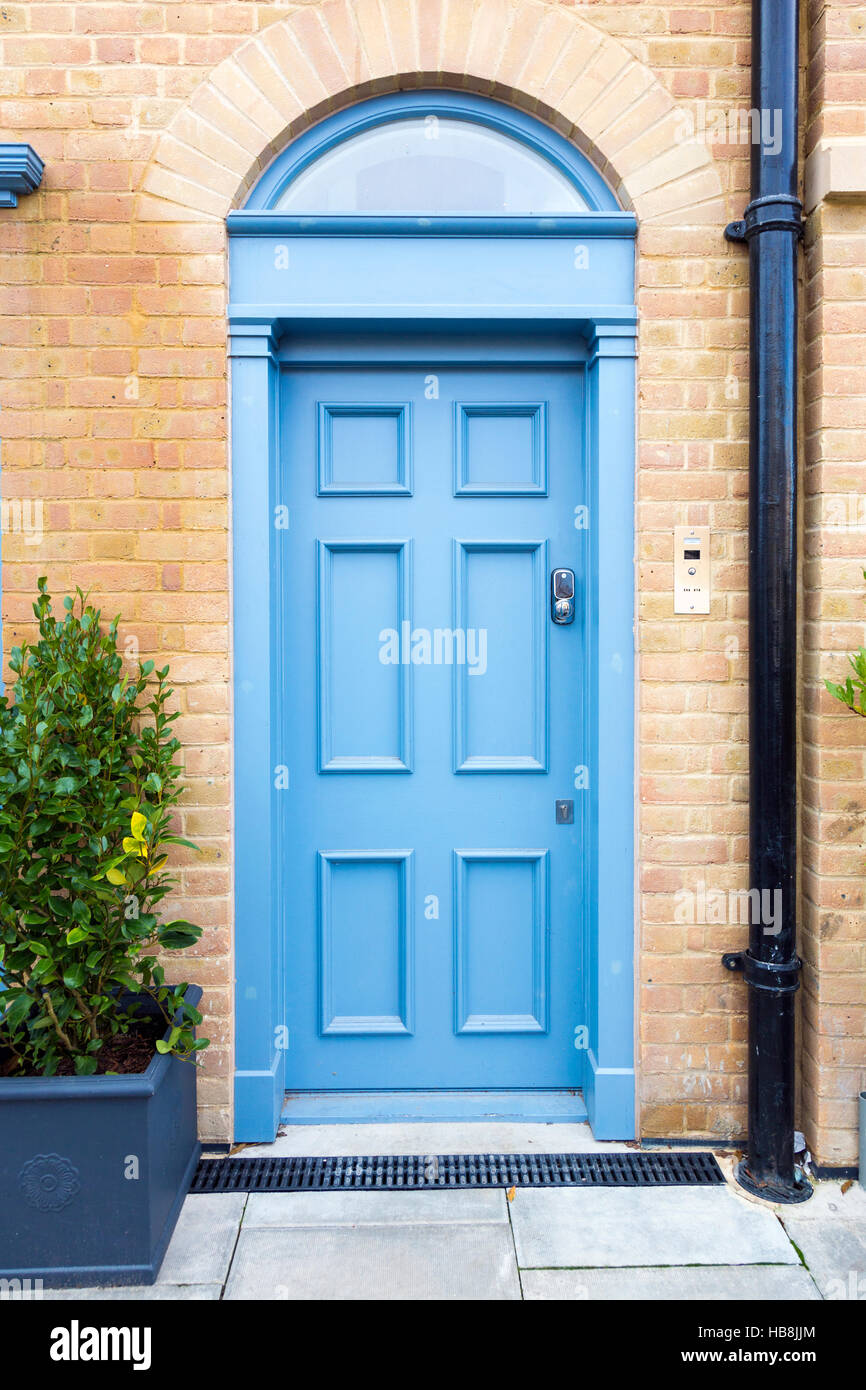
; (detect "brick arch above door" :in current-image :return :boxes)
[136,0,724,229]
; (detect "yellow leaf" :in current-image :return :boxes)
[106,868,127,886]
[130,812,147,841]
[506,1186,516,1202]
[122,837,144,855]
[150,855,167,872]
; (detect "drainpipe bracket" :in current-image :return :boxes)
[721,949,802,994]
[722,950,746,971]
[725,196,804,246]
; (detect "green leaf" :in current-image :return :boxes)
[157,920,201,950]
[65,926,89,946]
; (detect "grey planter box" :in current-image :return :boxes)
[0,989,201,1288]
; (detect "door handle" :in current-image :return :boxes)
[551,568,575,625]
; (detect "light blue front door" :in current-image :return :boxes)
[281,330,588,1090]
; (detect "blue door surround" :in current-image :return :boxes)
[228,93,637,1142]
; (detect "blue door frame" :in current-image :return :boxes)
[227,93,637,1142]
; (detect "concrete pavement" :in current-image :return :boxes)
[39,1123,864,1301]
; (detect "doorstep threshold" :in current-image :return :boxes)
[280,1089,588,1125]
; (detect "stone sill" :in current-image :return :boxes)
[805,138,866,214]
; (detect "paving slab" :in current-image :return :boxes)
[778,1179,866,1221]
[510,1185,800,1268]
[39,1284,222,1301]
[244,1188,507,1227]
[156,1193,245,1285]
[225,1223,521,1300]
[521,1266,821,1301]
[782,1198,866,1299]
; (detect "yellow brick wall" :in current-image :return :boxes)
[0,0,860,1158]
[801,0,866,1167]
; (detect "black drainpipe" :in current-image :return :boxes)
[722,0,811,1202]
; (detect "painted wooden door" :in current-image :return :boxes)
[281,332,587,1090]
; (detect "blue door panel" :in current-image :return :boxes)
[453,539,547,772]
[455,850,548,1034]
[318,540,413,772]
[281,339,587,1089]
[319,851,414,1035]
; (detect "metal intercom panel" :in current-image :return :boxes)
[674,525,710,614]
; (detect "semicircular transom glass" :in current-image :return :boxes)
[274,116,589,214]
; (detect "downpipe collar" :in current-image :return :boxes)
[735,1159,813,1205]
[722,949,802,994]
[724,193,804,244]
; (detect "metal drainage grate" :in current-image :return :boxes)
[191,1150,724,1193]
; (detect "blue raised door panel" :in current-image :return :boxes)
[318,402,413,496]
[318,851,414,1036]
[317,539,413,773]
[452,540,548,774]
[454,402,548,496]
[454,850,549,1035]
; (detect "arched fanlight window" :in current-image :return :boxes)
[275,116,588,215]
[246,93,618,215]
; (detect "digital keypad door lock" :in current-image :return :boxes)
[551,568,575,625]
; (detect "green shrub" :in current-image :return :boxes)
[0,579,208,1075]
[825,569,866,718]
